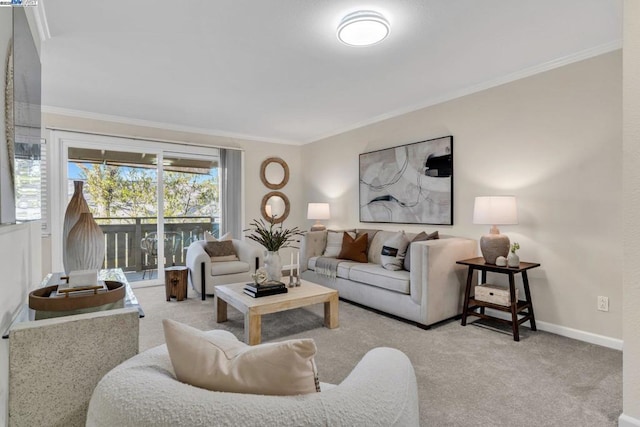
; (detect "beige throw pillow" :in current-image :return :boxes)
[163,319,320,396]
[380,231,410,271]
[323,230,355,257]
[204,231,233,242]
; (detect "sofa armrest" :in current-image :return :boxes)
[299,231,327,272]
[233,239,263,273]
[185,241,210,290]
[409,237,478,323]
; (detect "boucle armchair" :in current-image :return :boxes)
[86,330,420,427]
[186,239,263,300]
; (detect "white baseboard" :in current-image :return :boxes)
[484,309,623,350]
[619,413,640,427]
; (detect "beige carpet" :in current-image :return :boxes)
[135,285,622,426]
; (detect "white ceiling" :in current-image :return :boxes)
[41,0,622,144]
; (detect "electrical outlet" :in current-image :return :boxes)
[597,296,609,312]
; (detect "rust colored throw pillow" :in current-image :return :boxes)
[338,232,368,263]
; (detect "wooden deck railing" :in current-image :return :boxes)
[94,216,218,272]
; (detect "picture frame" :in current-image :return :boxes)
[359,135,453,225]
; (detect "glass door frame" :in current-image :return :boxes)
[49,130,221,287]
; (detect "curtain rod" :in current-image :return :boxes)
[44,126,245,152]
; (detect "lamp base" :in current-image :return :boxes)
[480,233,510,264]
[310,223,326,231]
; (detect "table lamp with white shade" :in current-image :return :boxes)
[473,196,518,264]
[307,203,330,231]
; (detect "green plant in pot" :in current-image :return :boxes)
[244,218,303,282]
[508,242,520,268]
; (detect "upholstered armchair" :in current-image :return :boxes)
[185,239,263,300]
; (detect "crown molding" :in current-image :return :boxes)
[41,106,303,146]
[24,1,50,42]
[305,40,622,144]
[33,1,51,41]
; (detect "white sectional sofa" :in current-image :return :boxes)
[299,230,477,328]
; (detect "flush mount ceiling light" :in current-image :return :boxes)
[337,10,390,46]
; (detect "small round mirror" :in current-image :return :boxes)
[260,157,289,190]
[261,191,290,224]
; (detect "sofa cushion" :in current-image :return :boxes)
[210,260,250,276]
[367,230,397,264]
[349,264,410,294]
[380,231,409,271]
[308,257,359,280]
[303,230,327,258]
[404,231,439,271]
[163,319,320,396]
[338,233,368,263]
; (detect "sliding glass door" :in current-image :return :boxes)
[53,131,221,286]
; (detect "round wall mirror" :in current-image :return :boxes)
[260,157,289,190]
[261,191,290,224]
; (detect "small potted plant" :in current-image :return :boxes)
[507,242,520,267]
[244,217,303,282]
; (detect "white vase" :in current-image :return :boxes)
[507,252,520,268]
[67,212,105,272]
[264,251,282,282]
[63,181,90,273]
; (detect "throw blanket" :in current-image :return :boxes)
[315,257,343,280]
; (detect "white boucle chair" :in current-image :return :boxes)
[86,330,420,427]
[186,239,263,300]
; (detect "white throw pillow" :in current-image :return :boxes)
[204,231,232,242]
[323,231,355,257]
[380,231,410,271]
[163,319,320,396]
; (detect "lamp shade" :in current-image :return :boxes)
[473,196,518,225]
[307,203,331,220]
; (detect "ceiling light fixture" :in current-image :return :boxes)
[337,10,390,46]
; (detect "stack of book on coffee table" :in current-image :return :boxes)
[243,281,288,298]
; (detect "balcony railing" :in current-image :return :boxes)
[95,216,219,273]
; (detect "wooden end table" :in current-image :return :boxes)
[214,280,339,345]
[456,257,540,341]
[165,266,188,301]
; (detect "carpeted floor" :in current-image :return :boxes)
[135,285,622,426]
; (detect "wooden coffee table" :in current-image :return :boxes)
[214,280,339,345]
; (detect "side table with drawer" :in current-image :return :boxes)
[456,257,540,341]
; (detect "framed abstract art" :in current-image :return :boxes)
[359,135,453,225]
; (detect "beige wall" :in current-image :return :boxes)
[302,51,623,340]
[41,113,304,274]
[622,0,640,423]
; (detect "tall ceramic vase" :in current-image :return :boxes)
[63,181,90,272]
[66,211,105,272]
[264,251,282,282]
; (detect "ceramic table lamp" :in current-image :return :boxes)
[473,196,518,264]
[307,203,330,231]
